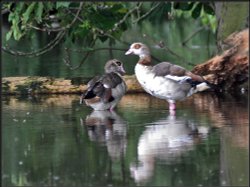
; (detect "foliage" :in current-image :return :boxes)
[2,2,217,68]
[3,2,129,43]
[3,2,216,42]
[172,2,216,32]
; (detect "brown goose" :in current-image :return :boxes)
[125,42,210,111]
[80,59,127,110]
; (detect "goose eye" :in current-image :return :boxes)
[116,61,121,66]
[134,44,141,49]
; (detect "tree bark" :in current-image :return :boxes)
[215,2,249,52]
[192,28,249,91]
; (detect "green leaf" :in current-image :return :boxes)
[173,2,180,9]
[192,3,202,19]
[98,35,108,42]
[56,2,70,9]
[203,4,215,15]
[22,2,36,24]
[178,3,194,11]
[35,2,44,23]
[6,30,13,41]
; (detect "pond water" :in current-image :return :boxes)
[2,92,248,186]
[2,14,248,187]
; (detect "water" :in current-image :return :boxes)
[2,92,248,186]
[2,14,247,186]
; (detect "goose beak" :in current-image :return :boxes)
[119,65,126,75]
[125,49,133,55]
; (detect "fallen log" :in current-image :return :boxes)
[192,28,249,91]
[2,75,144,95]
[2,29,248,95]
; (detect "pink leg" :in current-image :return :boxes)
[169,102,176,110]
[169,102,176,116]
[169,109,176,116]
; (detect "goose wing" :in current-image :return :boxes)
[83,73,123,103]
[152,62,204,83]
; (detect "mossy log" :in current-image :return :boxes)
[2,75,144,95]
[192,28,249,91]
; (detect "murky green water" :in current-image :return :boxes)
[2,15,248,187]
[2,92,248,186]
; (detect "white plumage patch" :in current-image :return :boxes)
[135,64,209,101]
[164,75,191,83]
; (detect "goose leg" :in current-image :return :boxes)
[167,100,176,110]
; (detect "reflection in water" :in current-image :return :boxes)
[2,93,248,186]
[130,114,209,184]
[81,110,127,161]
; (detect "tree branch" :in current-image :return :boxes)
[108,2,143,33]
[143,34,186,61]
[27,2,84,33]
[133,2,161,24]
[2,31,65,57]
[182,26,204,46]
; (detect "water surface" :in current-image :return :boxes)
[2,92,248,186]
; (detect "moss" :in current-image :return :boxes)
[220,2,249,40]
[69,77,91,85]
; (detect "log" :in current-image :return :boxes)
[2,29,248,95]
[2,75,144,95]
[192,28,249,91]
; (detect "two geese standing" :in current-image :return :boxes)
[80,42,210,111]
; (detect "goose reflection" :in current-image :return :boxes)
[81,110,127,161]
[130,114,209,184]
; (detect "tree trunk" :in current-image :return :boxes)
[192,28,249,91]
[215,2,249,52]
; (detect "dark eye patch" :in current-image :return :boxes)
[115,61,122,66]
[134,44,141,49]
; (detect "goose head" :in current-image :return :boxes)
[104,59,126,75]
[125,42,150,58]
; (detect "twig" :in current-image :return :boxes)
[63,38,97,70]
[108,3,143,33]
[182,26,204,46]
[2,8,10,15]
[64,47,127,53]
[143,34,185,61]
[63,46,128,70]
[27,2,83,33]
[133,2,161,23]
[2,31,66,57]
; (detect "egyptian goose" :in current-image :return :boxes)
[125,42,210,111]
[80,59,127,110]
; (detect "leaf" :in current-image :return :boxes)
[22,2,36,24]
[35,2,44,23]
[203,3,215,15]
[13,26,22,40]
[192,3,202,19]
[173,2,180,9]
[98,35,108,42]
[187,2,195,11]
[6,30,13,41]
[178,2,193,11]
[56,2,70,9]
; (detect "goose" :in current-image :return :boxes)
[125,42,210,111]
[80,59,127,110]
